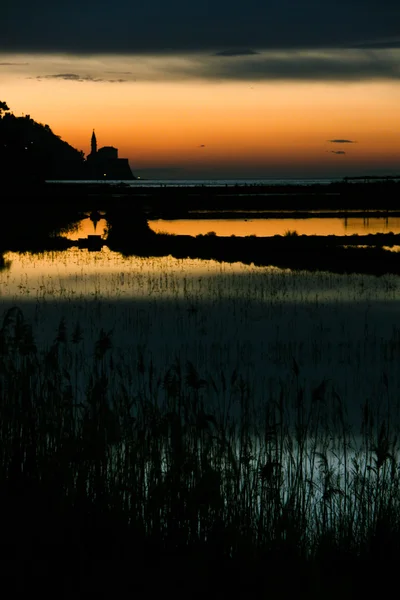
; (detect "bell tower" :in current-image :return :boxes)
[91,129,97,155]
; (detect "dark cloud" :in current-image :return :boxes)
[352,36,400,49]
[330,150,346,154]
[0,1,399,55]
[167,51,400,81]
[329,139,357,143]
[36,73,127,83]
[41,73,92,81]
[213,49,260,56]
[22,50,400,83]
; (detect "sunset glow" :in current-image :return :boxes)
[2,53,400,178]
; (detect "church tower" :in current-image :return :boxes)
[91,129,97,155]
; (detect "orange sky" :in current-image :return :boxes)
[1,53,400,178]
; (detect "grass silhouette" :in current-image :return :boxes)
[0,305,399,595]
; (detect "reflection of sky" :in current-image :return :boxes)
[1,249,400,434]
[1,248,399,303]
[0,249,400,436]
[62,216,400,240]
[150,217,400,237]
[61,217,108,240]
[0,249,263,300]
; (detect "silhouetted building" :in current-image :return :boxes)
[91,130,97,155]
[86,130,134,180]
[98,146,118,160]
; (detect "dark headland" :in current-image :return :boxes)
[0,101,134,182]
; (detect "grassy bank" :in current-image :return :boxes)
[1,305,399,595]
[108,229,400,276]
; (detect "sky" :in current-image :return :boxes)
[1,1,400,179]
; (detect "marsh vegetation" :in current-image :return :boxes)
[1,250,400,594]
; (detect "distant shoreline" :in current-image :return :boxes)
[6,179,400,216]
[148,209,400,220]
[45,175,400,186]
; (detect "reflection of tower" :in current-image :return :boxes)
[91,130,97,155]
[89,210,101,232]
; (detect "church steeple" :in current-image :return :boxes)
[91,129,97,155]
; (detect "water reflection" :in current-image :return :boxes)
[62,215,108,241]
[0,249,264,300]
[149,217,400,237]
[1,248,400,434]
[0,248,398,303]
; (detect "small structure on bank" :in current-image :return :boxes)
[86,130,135,180]
[76,234,105,251]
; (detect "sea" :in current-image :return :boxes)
[48,178,345,187]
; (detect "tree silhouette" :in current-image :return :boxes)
[0,100,85,180]
[0,101,10,117]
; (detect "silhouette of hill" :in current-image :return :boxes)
[0,101,85,182]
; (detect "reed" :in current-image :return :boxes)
[0,305,399,594]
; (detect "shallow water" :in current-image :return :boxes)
[62,216,108,241]
[2,240,398,532]
[60,213,400,240]
[1,248,400,429]
[149,216,400,237]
